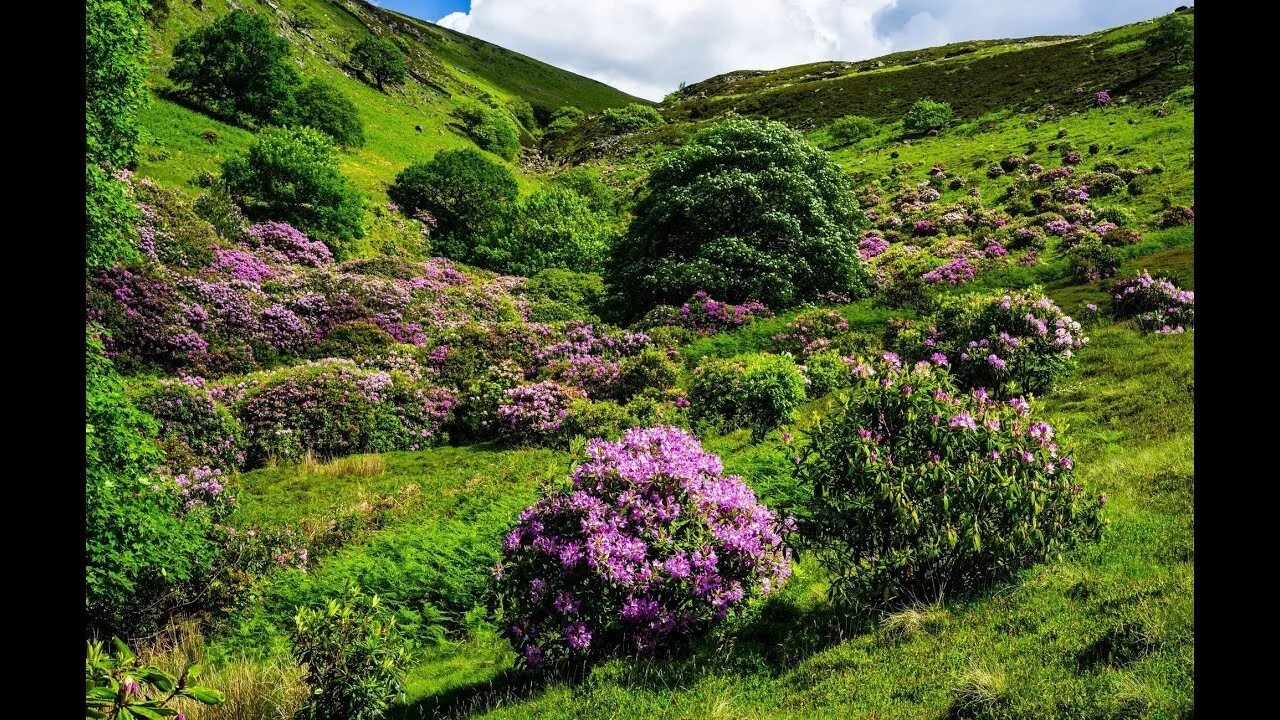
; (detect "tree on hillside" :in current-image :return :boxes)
[169,10,299,125]
[388,148,518,245]
[608,117,872,317]
[1147,13,1193,64]
[454,101,521,160]
[222,126,365,251]
[288,78,366,147]
[902,99,954,135]
[351,35,408,91]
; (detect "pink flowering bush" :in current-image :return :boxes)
[690,353,807,440]
[770,309,851,357]
[495,426,793,666]
[238,360,455,465]
[795,358,1103,606]
[920,257,977,285]
[498,381,583,442]
[134,379,245,471]
[244,222,334,267]
[644,291,772,336]
[1159,206,1195,228]
[1111,271,1195,334]
[165,465,236,521]
[211,247,274,283]
[858,235,890,260]
[894,289,1088,397]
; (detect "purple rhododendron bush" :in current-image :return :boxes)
[495,426,793,667]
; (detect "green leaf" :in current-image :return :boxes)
[185,686,227,704]
[111,637,136,663]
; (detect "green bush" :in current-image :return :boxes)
[86,0,148,269]
[902,99,955,135]
[552,167,617,214]
[388,148,518,249]
[350,35,408,91]
[455,102,521,160]
[542,105,584,139]
[690,352,806,441]
[599,102,664,132]
[311,321,397,359]
[132,179,220,268]
[560,398,641,442]
[507,97,537,130]
[520,269,607,324]
[86,328,219,636]
[291,586,410,720]
[133,379,245,472]
[193,180,250,241]
[288,79,365,147]
[795,358,1104,607]
[609,118,872,316]
[1066,237,1122,283]
[802,350,853,396]
[474,185,612,275]
[615,347,680,400]
[169,9,299,124]
[827,114,877,145]
[222,126,366,250]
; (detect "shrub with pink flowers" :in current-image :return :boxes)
[237,360,455,465]
[211,247,274,283]
[858,235,890,260]
[795,358,1103,606]
[644,291,772,336]
[495,426,793,666]
[770,309,852,357]
[894,289,1088,396]
[1111,271,1195,334]
[1159,205,1195,228]
[134,379,245,471]
[920,257,977,285]
[497,381,583,442]
[244,222,335,267]
[164,465,237,521]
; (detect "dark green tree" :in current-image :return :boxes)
[901,99,954,135]
[288,78,366,147]
[222,126,366,251]
[608,118,872,317]
[388,148,518,245]
[1147,13,1193,63]
[169,10,300,124]
[351,35,408,91]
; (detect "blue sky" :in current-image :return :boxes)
[374,1,1179,101]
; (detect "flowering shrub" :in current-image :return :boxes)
[913,219,937,236]
[771,309,851,357]
[921,257,977,285]
[1096,90,1111,106]
[690,353,807,440]
[795,358,1103,606]
[802,350,855,396]
[212,247,274,283]
[245,221,334,267]
[165,465,236,521]
[498,381,583,442]
[238,360,454,465]
[495,427,792,666]
[1111,271,1195,334]
[1062,151,1083,165]
[643,291,771,336]
[894,289,1088,397]
[134,379,245,471]
[1159,206,1195,228]
[858,235,890,260]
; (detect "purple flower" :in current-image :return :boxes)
[566,621,592,649]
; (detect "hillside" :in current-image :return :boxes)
[87,5,1195,720]
[134,0,644,200]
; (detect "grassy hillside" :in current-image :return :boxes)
[134,0,643,202]
[95,7,1194,719]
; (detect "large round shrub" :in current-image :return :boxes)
[288,78,365,147]
[599,103,664,132]
[608,118,872,316]
[690,353,807,440]
[902,99,954,135]
[350,35,407,91]
[388,149,519,251]
[795,358,1104,607]
[893,289,1088,397]
[496,426,792,667]
[134,379,245,471]
[827,114,877,146]
[222,126,365,249]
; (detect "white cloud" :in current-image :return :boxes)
[433,0,1175,101]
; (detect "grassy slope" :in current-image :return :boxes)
[134,0,641,202]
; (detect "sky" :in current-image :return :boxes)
[373,1,1178,101]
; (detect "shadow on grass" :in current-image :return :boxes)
[389,666,553,720]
